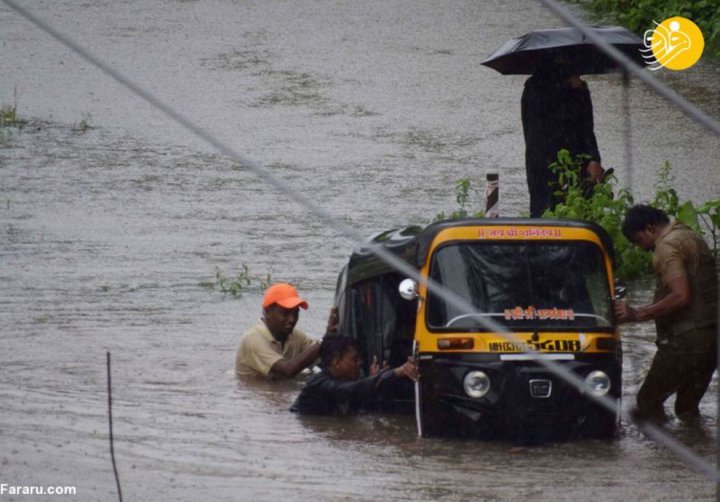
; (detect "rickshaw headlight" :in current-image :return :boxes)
[463,370,491,399]
[584,370,611,396]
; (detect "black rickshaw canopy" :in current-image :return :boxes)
[344,218,617,288]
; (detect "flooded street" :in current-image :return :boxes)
[1,1,720,500]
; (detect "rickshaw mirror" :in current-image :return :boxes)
[613,279,627,300]
[398,278,418,301]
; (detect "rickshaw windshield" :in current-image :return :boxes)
[427,241,613,331]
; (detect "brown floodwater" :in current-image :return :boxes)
[1,1,719,500]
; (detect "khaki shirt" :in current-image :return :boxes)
[235,321,318,378]
[653,221,702,284]
[653,221,718,347]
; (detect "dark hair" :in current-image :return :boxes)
[622,205,670,240]
[319,335,358,369]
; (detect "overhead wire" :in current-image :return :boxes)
[537,0,720,138]
[3,0,719,484]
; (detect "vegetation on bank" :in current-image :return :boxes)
[581,0,720,58]
[439,151,719,280]
[543,150,720,279]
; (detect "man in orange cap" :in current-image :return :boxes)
[235,282,326,379]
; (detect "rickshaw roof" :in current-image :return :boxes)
[345,218,616,286]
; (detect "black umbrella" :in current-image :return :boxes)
[481,25,645,75]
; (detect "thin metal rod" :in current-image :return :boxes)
[107,352,123,502]
[485,173,500,217]
[621,71,633,189]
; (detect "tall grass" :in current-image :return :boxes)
[0,104,24,128]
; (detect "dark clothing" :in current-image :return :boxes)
[290,368,397,415]
[521,73,601,217]
[637,328,716,420]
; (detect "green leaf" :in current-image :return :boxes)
[676,201,701,232]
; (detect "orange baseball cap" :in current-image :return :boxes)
[262,283,309,310]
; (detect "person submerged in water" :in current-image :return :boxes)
[290,334,418,415]
[235,283,332,380]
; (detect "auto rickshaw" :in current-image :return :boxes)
[333,218,622,439]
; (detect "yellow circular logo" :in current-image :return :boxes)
[646,17,704,71]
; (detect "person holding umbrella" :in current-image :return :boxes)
[521,53,604,217]
[482,26,645,217]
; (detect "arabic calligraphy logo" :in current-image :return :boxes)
[641,17,704,71]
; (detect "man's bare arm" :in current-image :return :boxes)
[269,343,320,378]
[614,275,691,323]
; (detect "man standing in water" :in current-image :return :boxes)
[614,205,718,422]
[521,55,605,217]
[235,283,327,379]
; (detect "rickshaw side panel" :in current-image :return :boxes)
[335,269,417,413]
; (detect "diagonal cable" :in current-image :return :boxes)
[537,0,720,137]
[4,0,718,482]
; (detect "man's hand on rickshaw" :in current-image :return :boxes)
[394,357,419,382]
[370,355,389,376]
[613,300,637,323]
[586,160,605,184]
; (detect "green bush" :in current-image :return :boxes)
[433,178,485,222]
[213,265,273,297]
[585,0,720,58]
[651,160,720,255]
[542,150,651,279]
[543,149,720,279]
